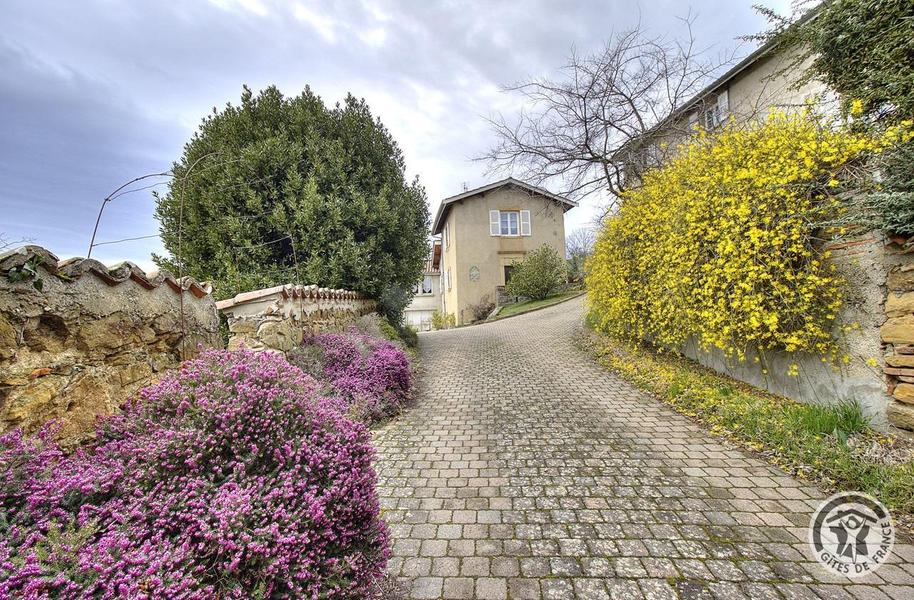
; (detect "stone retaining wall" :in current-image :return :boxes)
[683,234,914,432]
[217,284,375,352]
[0,246,220,445]
[881,252,914,430]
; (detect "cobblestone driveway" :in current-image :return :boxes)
[373,297,914,599]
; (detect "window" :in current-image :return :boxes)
[703,105,721,129]
[421,276,433,294]
[489,210,531,236]
[697,89,729,130]
[500,211,519,236]
[443,223,450,248]
[412,276,433,295]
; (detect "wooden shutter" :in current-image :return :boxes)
[489,210,500,236]
[716,89,729,123]
[520,210,531,236]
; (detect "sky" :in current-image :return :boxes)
[1,0,789,271]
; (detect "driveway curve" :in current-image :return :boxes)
[373,296,914,599]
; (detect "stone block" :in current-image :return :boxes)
[893,383,914,404]
[256,319,302,352]
[883,366,914,377]
[118,362,153,386]
[888,265,914,292]
[228,319,258,333]
[886,354,914,368]
[3,377,60,421]
[881,315,914,343]
[0,314,17,359]
[885,291,914,318]
[888,400,914,431]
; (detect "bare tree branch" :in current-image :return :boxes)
[0,233,31,252]
[479,15,736,216]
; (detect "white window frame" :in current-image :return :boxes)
[446,268,452,291]
[418,275,433,295]
[490,209,532,237]
[501,211,519,236]
[701,89,729,130]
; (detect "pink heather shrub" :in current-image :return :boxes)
[288,328,412,424]
[0,349,389,599]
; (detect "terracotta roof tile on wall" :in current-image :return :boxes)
[214,283,368,311]
[0,245,213,299]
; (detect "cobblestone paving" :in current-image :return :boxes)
[373,297,914,599]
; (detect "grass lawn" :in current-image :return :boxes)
[580,325,914,527]
[492,289,585,320]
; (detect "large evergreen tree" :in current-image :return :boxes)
[154,85,429,321]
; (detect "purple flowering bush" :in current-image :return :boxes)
[288,328,412,424]
[0,349,389,599]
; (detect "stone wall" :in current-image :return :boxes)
[0,246,220,445]
[217,284,376,352]
[881,252,914,431]
[683,233,914,432]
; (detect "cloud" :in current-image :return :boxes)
[0,0,776,264]
[292,3,339,44]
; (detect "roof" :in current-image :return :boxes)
[425,240,441,274]
[431,177,577,235]
[0,245,212,298]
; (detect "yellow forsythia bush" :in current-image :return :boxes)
[587,111,905,362]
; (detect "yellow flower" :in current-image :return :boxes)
[850,99,864,116]
[585,109,908,362]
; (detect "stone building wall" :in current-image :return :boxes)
[217,284,376,352]
[0,246,220,445]
[683,233,914,432]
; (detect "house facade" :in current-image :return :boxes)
[403,241,441,332]
[623,36,830,182]
[432,178,575,326]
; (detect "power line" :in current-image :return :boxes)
[230,234,291,251]
[92,233,161,247]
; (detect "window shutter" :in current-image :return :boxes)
[688,111,699,129]
[489,210,500,236]
[520,210,531,236]
[717,89,729,122]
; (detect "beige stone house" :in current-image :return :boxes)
[623,35,830,182]
[403,241,441,331]
[430,178,576,326]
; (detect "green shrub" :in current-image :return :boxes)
[868,140,914,235]
[467,294,495,322]
[505,245,566,301]
[355,312,418,349]
[430,310,455,330]
[396,324,419,348]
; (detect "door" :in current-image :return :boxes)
[503,265,515,285]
